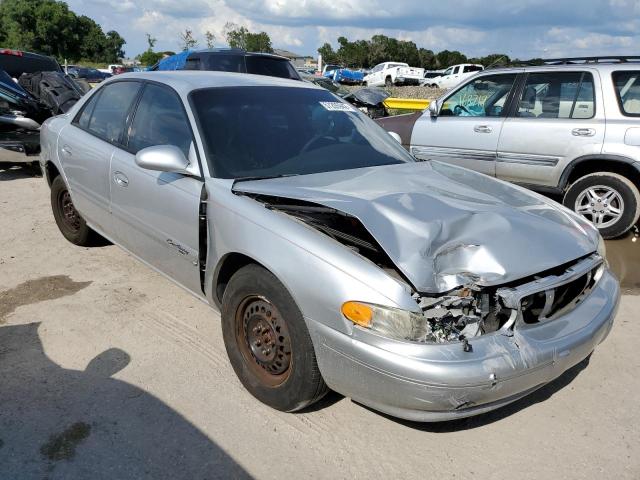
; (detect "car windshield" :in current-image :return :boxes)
[190,86,414,179]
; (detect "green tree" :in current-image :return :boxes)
[435,50,467,68]
[224,23,273,53]
[179,29,198,51]
[0,0,125,63]
[317,42,339,65]
[146,33,157,50]
[205,30,215,49]
[137,49,163,66]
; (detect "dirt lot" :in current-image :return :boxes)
[1,165,639,480]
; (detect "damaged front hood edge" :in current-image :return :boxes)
[233,163,598,293]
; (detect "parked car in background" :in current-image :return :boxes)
[428,64,484,89]
[321,64,342,78]
[377,57,640,238]
[322,66,365,85]
[296,66,316,75]
[363,62,425,87]
[420,69,445,86]
[40,71,618,422]
[99,63,122,74]
[152,48,301,81]
[1,48,83,167]
[113,66,135,75]
[68,67,111,83]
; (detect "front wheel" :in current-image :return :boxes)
[221,264,328,412]
[385,76,393,87]
[563,172,640,239]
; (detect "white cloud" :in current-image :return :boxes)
[65,0,640,60]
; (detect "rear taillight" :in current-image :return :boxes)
[0,49,23,56]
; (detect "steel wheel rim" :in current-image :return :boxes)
[575,185,624,229]
[59,190,81,231]
[235,296,292,387]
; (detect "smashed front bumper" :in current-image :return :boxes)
[307,268,619,422]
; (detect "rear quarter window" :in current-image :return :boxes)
[613,71,640,116]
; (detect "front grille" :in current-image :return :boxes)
[496,254,604,324]
[521,267,599,323]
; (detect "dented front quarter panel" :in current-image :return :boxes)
[202,178,417,334]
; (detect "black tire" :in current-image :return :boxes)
[563,172,640,239]
[385,76,393,87]
[50,175,98,246]
[221,264,328,412]
[29,161,43,177]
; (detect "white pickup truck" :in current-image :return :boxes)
[427,63,484,89]
[363,62,424,87]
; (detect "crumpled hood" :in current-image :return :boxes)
[234,161,599,293]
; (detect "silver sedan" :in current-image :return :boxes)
[40,71,619,421]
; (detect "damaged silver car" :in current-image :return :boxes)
[40,71,620,421]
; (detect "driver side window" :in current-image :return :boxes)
[440,74,517,117]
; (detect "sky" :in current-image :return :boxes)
[66,0,640,60]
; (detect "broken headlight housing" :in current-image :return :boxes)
[342,287,507,344]
[342,301,430,341]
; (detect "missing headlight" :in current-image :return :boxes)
[413,287,513,343]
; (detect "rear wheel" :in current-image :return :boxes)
[563,172,640,239]
[221,264,328,412]
[50,175,99,246]
[385,76,393,87]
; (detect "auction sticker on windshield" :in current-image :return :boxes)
[320,101,355,111]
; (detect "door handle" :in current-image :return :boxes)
[572,128,596,137]
[474,125,493,133]
[61,145,72,156]
[113,171,129,187]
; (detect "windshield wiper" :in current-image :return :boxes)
[232,173,299,186]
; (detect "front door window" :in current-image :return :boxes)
[440,74,516,117]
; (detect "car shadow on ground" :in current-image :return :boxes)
[359,355,591,432]
[0,322,252,479]
[0,163,41,181]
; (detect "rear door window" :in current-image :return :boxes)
[612,71,640,116]
[85,81,141,143]
[516,71,595,119]
[127,83,193,158]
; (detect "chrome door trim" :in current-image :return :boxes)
[496,152,560,166]
[411,146,495,162]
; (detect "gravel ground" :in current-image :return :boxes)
[1,165,639,480]
[342,84,446,100]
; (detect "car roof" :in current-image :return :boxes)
[112,70,322,95]
[485,62,640,75]
[189,48,290,61]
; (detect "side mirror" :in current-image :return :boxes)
[388,131,402,143]
[135,145,191,174]
[428,100,440,117]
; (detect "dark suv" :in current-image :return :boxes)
[152,48,301,80]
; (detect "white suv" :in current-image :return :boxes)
[377,57,640,238]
